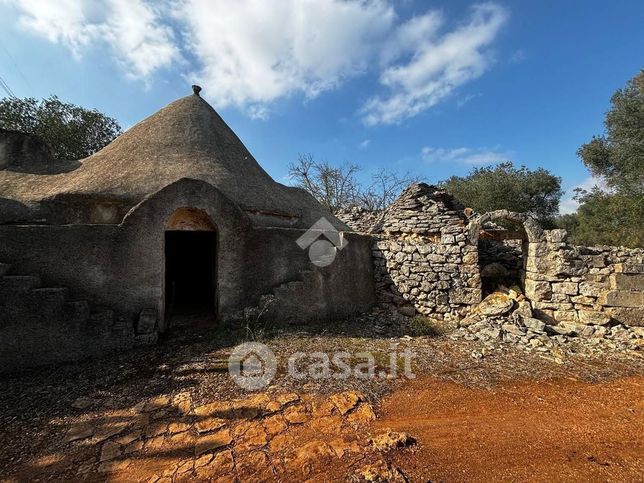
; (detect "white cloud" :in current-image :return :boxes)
[361,3,508,125]
[179,0,394,116]
[559,175,608,214]
[421,146,510,165]
[8,0,180,80]
[6,1,508,121]
[359,139,372,149]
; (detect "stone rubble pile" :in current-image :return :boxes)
[452,288,644,358]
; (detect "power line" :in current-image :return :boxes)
[0,42,33,93]
[0,73,16,98]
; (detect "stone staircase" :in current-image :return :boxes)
[0,261,152,372]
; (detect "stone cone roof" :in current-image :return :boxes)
[0,93,340,228]
[373,183,467,235]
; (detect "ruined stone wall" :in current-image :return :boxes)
[339,188,643,327]
[525,229,644,328]
[338,184,482,317]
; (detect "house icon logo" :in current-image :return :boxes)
[296,217,348,267]
[228,342,277,390]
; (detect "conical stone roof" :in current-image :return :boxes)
[0,93,340,228]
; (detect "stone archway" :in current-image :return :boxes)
[467,210,544,297]
[164,208,218,326]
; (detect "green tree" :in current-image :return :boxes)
[568,70,644,247]
[577,71,644,194]
[560,189,644,247]
[441,162,562,225]
[0,96,121,160]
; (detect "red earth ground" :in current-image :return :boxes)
[376,375,644,482]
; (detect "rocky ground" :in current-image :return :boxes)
[0,309,642,482]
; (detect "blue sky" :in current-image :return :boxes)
[1,0,642,213]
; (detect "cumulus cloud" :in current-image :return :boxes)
[7,0,180,80]
[421,146,510,165]
[361,3,508,125]
[179,0,394,116]
[6,1,508,121]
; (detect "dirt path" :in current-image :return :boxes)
[376,376,644,482]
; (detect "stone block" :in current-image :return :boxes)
[578,310,611,326]
[552,282,578,296]
[614,263,644,274]
[524,279,552,301]
[553,310,578,322]
[551,321,585,336]
[605,307,644,327]
[449,288,481,305]
[579,282,605,297]
[609,273,644,291]
[522,317,546,333]
[600,290,644,308]
[545,229,567,243]
[136,309,157,335]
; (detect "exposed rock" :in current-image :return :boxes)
[398,306,416,317]
[522,317,546,333]
[65,423,94,442]
[356,460,408,482]
[330,391,364,415]
[195,429,232,455]
[369,431,416,451]
[479,292,515,316]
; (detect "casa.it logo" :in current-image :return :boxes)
[228,342,277,390]
[296,217,348,267]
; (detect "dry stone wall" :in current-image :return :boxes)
[524,229,644,328]
[338,185,644,329]
[338,184,482,317]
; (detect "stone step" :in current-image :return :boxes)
[0,263,11,276]
[0,275,41,292]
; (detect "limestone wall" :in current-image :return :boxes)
[525,229,644,327]
[339,185,643,328]
[338,184,482,317]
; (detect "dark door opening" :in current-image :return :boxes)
[165,230,216,322]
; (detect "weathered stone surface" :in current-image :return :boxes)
[615,263,644,274]
[356,460,407,482]
[600,290,644,308]
[552,282,578,296]
[605,307,644,327]
[369,431,416,451]
[522,317,546,333]
[398,306,416,317]
[195,429,232,455]
[551,321,586,336]
[609,273,644,291]
[578,310,611,326]
[478,292,514,316]
[330,391,363,415]
[195,417,226,434]
[65,423,94,442]
[525,279,552,300]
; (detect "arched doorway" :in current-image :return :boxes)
[164,208,217,326]
[468,210,543,297]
